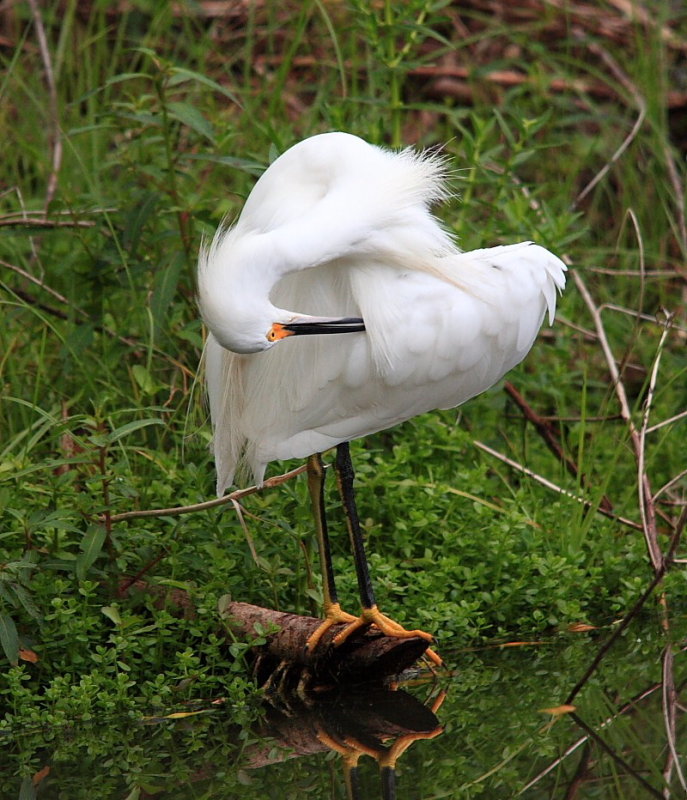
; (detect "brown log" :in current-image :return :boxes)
[219,600,432,689]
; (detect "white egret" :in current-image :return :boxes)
[198,132,566,662]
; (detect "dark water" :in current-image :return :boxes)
[4,626,685,799]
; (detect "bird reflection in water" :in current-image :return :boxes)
[244,679,446,800]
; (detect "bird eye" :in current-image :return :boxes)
[267,328,277,342]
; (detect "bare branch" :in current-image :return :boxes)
[107,464,309,523]
[662,646,687,795]
[520,679,664,794]
[572,271,634,425]
[569,713,663,799]
[653,469,687,503]
[473,440,642,531]
[2,258,142,350]
[26,0,62,210]
[601,303,687,333]
[0,217,96,229]
[504,381,613,512]
[563,743,594,800]
[646,411,687,436]
[564,515,684,707]
[637,317,673,567]
[2,257,75,308]
[572,270,664,570]
[572,41,647,208]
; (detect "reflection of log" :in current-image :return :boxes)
[219,600,431,690]
[243,688,443,769]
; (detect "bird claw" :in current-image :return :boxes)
[306,604,442,665]
[305,602,359,653]
[333,605,443,666]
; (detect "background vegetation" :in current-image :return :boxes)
[1,0,685,797]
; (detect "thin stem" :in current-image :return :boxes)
[107,463,308,522]
[26,0,62,211]
[564,512,684,706]
[156,73,192,260]
[569,714,663,799]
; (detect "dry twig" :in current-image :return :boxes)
[572,270,664,569]
[26,0,62,211]
[473,440,642,532]
[572,38,647,208]
[503,380,613,512]
[106,464,308,523]
[519,677,669,794]
[568,713,663,799]
[662,645,687,795]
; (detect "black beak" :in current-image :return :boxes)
[282,317,366,336]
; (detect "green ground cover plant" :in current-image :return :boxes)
[1,1,685,796]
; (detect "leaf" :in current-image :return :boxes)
[150,252,184,343]
[18,777,36,800]
[217,594,233,617]
[101,606,122,626]
[176,324,204,348]
[181,153,265,176]
[161,710,209,719]
[131,365,159,396]
[104,72,148,87]
[116,111,162,128]
[106,418,164,444]
[76,525,107,581]
[0,455,93,482]
[539,704,576,717]
[122,192,159,255]
[0,584,14,606]
[19,648,39,663]
[237,769,252,786]
[166,101,215,143]
[32,765,50,786]
[0,613,19,665]
[11,584,40,622]
[168,66,242,106]
[567,622,598,633]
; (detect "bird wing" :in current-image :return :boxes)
[207,242,565,492]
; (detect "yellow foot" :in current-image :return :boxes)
[316,726,369,765]
[377,722,445,770]
[305,602,359,653]
[332,605,443,666]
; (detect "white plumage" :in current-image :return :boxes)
[198,132,566,494]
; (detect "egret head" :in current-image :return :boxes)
[198,241,365,354]
[198,221,365,355]
[201,301,365,355]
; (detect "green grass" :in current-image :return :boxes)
[1,1,686,796]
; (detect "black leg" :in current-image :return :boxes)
[380,766,396,800]
[344,761,363,800]
[335,442,376,610]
